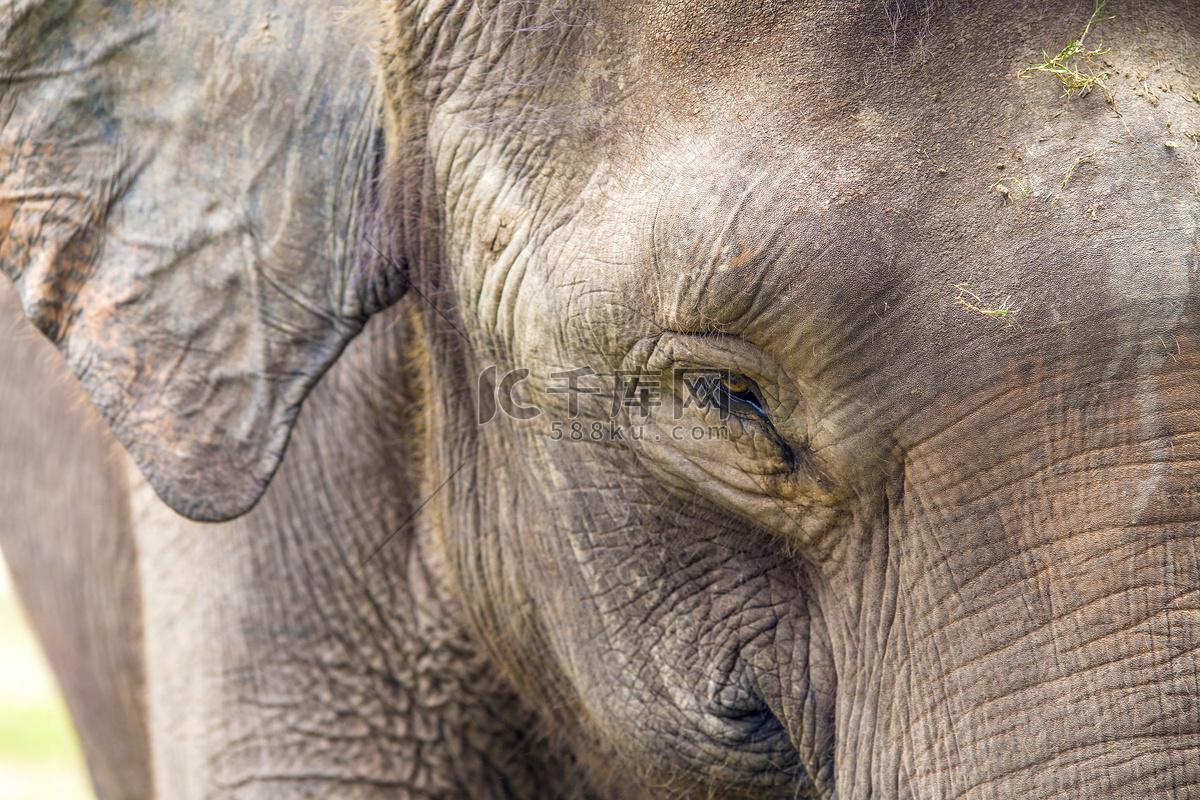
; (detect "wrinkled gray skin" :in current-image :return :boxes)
[3,0,1200,797]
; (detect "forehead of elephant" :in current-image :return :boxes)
[608,0,1006,115]
[620,0,879,96]
[578,10,1180,307]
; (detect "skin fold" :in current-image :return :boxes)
[3,0,1200,798]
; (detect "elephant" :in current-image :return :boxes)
[3,0,1200,797]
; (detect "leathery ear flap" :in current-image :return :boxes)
[0,0,403,521]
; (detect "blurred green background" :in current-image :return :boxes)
[0,554,96,800]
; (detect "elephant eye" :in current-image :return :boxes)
[710,372,768,418]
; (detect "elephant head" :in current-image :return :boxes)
[4,0,1200,797]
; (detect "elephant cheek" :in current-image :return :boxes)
[853,346,1200,798]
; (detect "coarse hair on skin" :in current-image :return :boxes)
[882,0,940,48]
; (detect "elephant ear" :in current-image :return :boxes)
[0,0,403,521]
